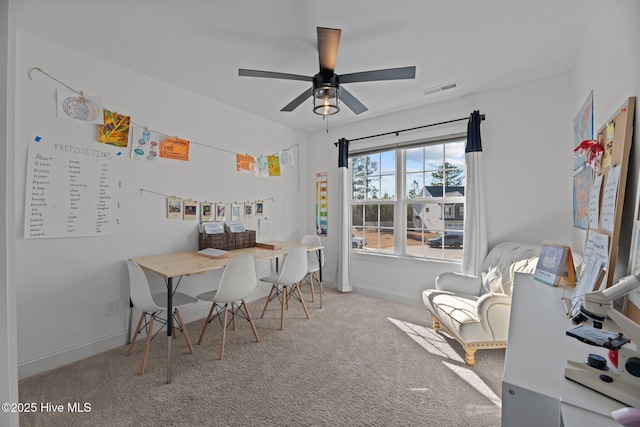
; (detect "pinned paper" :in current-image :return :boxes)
[255,155,269,177]
[236,154,256,173]
[98,109,130,147]
[279,149,295,166]
[268,155,281,176]
[57,90,104,124]
[201,202,213,222]
[183,200,197,220]
[167,197,182,219]
[160,137,190,161]
[130,126,160,162]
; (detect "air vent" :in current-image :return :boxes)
[422,81,459,96]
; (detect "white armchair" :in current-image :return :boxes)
[422,242,541,366]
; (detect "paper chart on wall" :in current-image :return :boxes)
[589,174,603,229]
[600,165,620,232]
[24,135,123,238]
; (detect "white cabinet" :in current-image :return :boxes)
[502,273,624,427]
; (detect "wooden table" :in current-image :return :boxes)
[129,241,323,383]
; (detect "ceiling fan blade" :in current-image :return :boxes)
[238,69,312,82]
[339,86,368,115]
[339,66,416,84]
[317,27,341,75]
[281,87,314,112]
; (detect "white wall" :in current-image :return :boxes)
[307,72,576,306]
[306,0,640,307]
[14,32,307,378]
[1,0,19,425]
[570,0,640,282]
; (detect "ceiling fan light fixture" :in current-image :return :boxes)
[313,85,340,116]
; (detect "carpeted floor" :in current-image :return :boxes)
[18,288,505,426]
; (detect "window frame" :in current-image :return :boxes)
[349,134,466,262]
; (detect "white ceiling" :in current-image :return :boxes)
[16,0,595,133]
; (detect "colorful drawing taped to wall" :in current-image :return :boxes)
[268,155,281,176]
[160,137,190,161]
[255,155,269,177]
[130,126,160,161]
[56,89,104,124]
[573,167,592,230]
[98,109,131,147]
[236,154,256,173]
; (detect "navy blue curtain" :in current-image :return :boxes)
[465,110,483,153]
[338,138,349,168]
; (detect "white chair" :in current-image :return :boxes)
[196,255,260,360]
[125,260,197,375]
[260,246,310,330]
[300,235,324,304]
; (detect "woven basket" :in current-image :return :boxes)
[199,230,256,251]
[198,232,228,251]
[227,230,256,250]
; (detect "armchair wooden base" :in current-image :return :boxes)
[427,311,507,367]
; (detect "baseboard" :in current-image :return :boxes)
[352,284,423,308]
[19,283,417,379]
[18,288,272,379]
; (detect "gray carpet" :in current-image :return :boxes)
[18,288,505,426]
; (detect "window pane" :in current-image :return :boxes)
[379,227,394,254]
[381,175,395,199]
[351,205,363,227]
[364,204,379,225]
[380,151,396,174]
[379,204,394,224]
[406,172,423,198]
[445,141,466,168]
[366,177,381,199]
[406,147,423,173]
[424,145,443,171]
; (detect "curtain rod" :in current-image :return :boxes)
[334,114,485,146]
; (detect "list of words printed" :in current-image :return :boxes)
[25,137,123,238]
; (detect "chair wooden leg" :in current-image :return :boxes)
[174,308,194,355]
[198,303,217,345]
[261,285,276,319]
[140,315,155,375]
[280,286,285,330]
[126,312,145,356]
[219,305,228,360]
[243,301,260,343]
[296,283,310,319]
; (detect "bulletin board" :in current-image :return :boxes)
[587,97,635,289]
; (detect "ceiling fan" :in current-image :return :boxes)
[238,27,416,117]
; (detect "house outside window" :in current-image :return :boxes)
[350,138,466,261]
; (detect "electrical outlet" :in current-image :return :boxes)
[106,299,118,315]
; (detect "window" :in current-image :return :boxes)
[350,138,466,261]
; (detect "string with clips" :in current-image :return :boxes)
[137,188,275,207]
[28,66,300,165]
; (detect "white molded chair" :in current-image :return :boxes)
[260,246,310,330]
[125,260,197,375]
[196,255,260,360]
[300,235,324,304]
